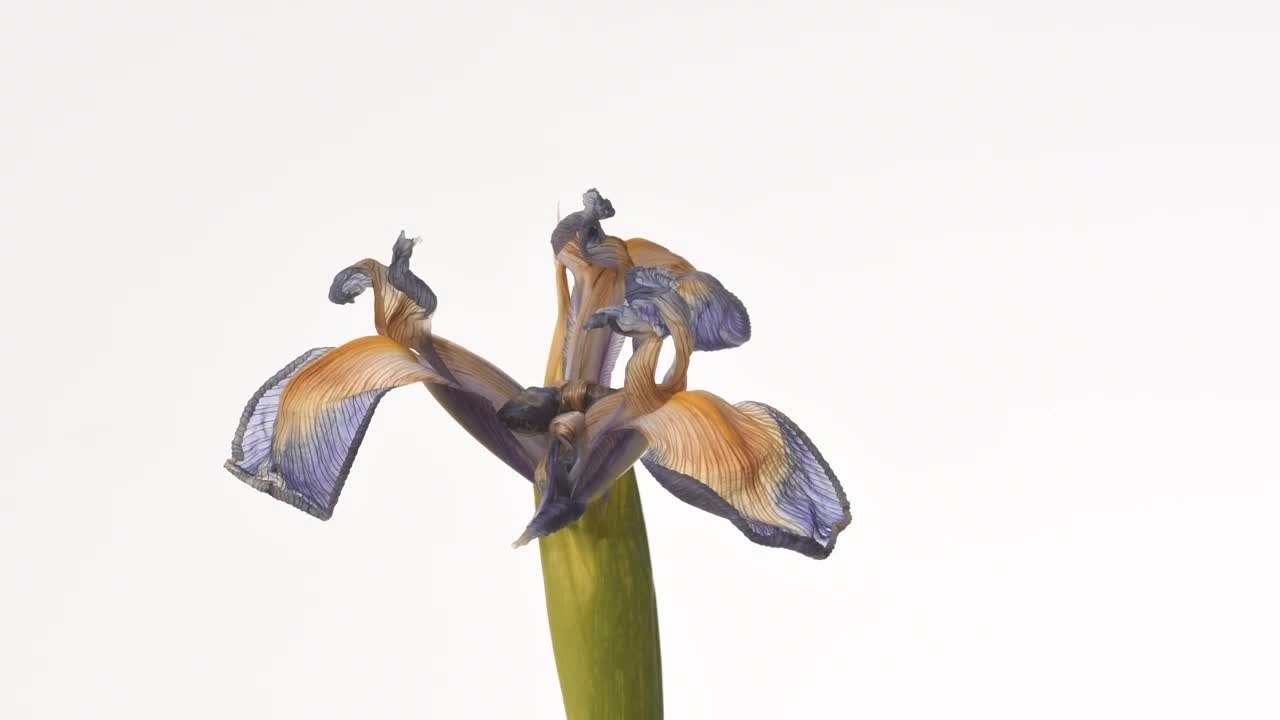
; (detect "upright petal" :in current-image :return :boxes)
[225,336,450,519]
[627,390,850,558]
[550,189,631,385]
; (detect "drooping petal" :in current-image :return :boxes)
[627,390,850,558]
[512,414,588,547]
[225,336,450,519]
[227,347,333,479]
[569,428,650,504]
[330,235,548,480]
[508,381,648,546]
[425,335,548,480]
[516,427,649,545]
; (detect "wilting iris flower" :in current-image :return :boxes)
[223,189,850,717]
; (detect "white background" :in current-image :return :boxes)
[3,2,1277,718]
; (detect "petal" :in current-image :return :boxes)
[329,236,547,480]
[514,427,649,545]
[624,238,695,274]
[510,388,647,546]
[549,189,629,384]
[512,430,585,547]
[672,272,751,351]
[426,335,549,480]
[225,336,449,519]
[627,390,850,558]
[551,188,614,257]
[561,264,627,384]
[329,255,430,351]
[625,267,750,352]
[328,232,437,352]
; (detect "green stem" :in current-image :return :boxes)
[536,468,663,719]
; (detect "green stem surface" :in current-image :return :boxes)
[536,468,663,719]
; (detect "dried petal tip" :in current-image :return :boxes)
[328,266,373,305]
[386,231,437,316]
[582,188,615,220]
[551,188,616,255]
[512,496,588,548]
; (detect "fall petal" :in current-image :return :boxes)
[425,335,549,481]
[329,237,547,480]
[628,390,850,558]
[224,336,449,519]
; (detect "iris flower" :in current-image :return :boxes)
[223,189,851,718]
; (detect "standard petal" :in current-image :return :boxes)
[628,390,850,558]
[561,264,627,384]
[225,336,449,519]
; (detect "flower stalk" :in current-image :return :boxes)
[536,468,662,719]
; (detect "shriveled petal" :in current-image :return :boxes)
[329,260,429,352]
[515,427,649,545]
[225,336,450,519]
[329,236,547,480]
[549,189,630,384]
[511,389,646,546]
[425,335,548,480]
[625,267,749,352]
[586,304,665,338]
[627,390,850,558]
[561,265,628,383]
[672,272,750,351]
[624,238,695,274]
[551,188,614,257]
[513,433,585,547]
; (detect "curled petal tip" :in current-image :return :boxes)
[392,231,421,259]
[582,188,615,219]
[328,265,373,305]
[386,231,437,315]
